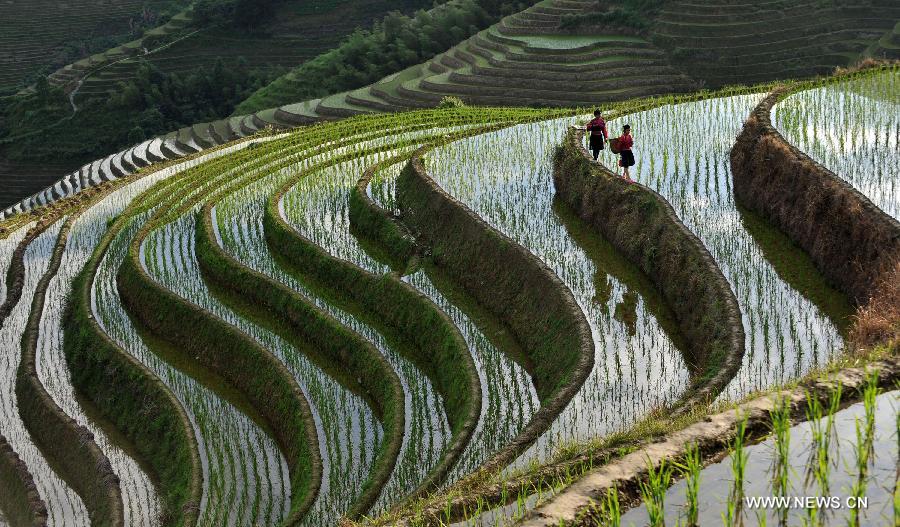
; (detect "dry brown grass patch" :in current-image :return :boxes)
[849,257,900,351]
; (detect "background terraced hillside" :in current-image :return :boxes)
[233,0,900,120]
[653,0,900,87]
[0,0,187,94]
[59,0,430,101]
[235,0,699,118]
[0,0,520,210]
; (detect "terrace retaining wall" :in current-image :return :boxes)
[65,231,201,527]
[0,222,50,325]
[264,182,482,498]
[553,128,744,407]
[118,224,322,525]
[396,147,594,473]
[16,217,124,527]
[0,435,47,527]
[730,87,900,305]
[348,158,422,272]
[194,204,405,518]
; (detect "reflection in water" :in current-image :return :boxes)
[426,117,690,468]
[615,289,639,338]
[600,95,845,400]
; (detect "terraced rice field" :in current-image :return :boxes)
[773,69,899,219]
[598,95,850,398]
[423,119,691,465]
[653,0,900,87]
[0,71,893,527]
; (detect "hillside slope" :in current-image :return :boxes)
[653,0,900,87]
[237,0,899,121]
[62,0,429,101]
[238,0,699,121]
[0,0,187,94]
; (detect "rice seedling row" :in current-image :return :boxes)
[156,118,482,519]
[213,123,500,515]
[598,95,847,400]
[773,68,899,220]
[0,218,89,526]
[621,388,899,526]
[35,198,162,525]
[95,211,291,527]
[119,115,478,518]
[222,166,444,520]
[145,210,379,525]
[368,157,543,485]
[0,222,34,305]
[278,144,539,498]
[86,139,295,526]
[423,116,691,468]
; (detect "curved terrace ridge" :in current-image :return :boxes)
[65,185,204,527]
[265,167,483,500]
[16,214,124,526]
[194,199,405,520]
[0,433,48,527]
[118,210,323,526]
[730,76,900,306]
[395,144,595,474]
[554,128,745,408]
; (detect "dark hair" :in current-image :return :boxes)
[623,124,631,131]
[594,109,602,116]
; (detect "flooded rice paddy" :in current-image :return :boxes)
[425,116,692,468]
[773,69,899,220]
[622,390,899,526]
[599,95,850,401]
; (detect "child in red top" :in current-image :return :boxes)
[617,124,635,182]
[585,109,607,160]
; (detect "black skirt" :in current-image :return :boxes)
[589,134,605,150]
[620,149,635,167]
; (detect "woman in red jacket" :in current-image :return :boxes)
[617,124,635,181]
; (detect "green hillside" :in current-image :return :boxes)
[62,0,431,101]
[232,0,898,122]
[0,0,188,95]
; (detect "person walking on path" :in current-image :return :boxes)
[617,124,635,182]
[585,110,608,160]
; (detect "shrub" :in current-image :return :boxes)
[438,96,466,108]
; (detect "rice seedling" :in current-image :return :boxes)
[731,412,749,499]
[770,396,792,497]
[674,443,701,527]
[639,457,674,527]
